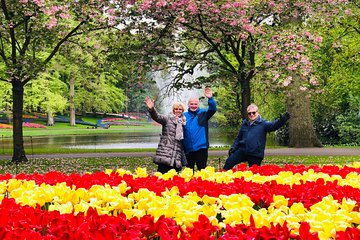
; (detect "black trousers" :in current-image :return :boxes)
[157,163,181,174]
[186,148,208,171]
[223,148,263,170]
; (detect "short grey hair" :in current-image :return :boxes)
[247,104,258,112]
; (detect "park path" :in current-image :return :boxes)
[0,147,359,160]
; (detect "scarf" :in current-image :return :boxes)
[175,114,186,140]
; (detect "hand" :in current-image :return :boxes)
[280,112,290,121]
[204,87,213,99]
[145,96,154,109]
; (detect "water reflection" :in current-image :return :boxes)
[1,129,277,150]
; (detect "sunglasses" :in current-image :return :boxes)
[247,111,257,116]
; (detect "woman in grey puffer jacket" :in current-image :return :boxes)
[145,96,187,174]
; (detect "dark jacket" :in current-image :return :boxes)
[149,108,185,168]
[231,114,289,158]
[183,97,217,154]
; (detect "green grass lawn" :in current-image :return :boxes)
[0,155,359,175]
[0,122,160,137]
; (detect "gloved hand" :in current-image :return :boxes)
[228,147,235,157]
[280,112,290,121]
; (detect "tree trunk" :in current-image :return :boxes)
[12,81,28,163]
[287,82,322,148]
[240,78,251,119]
[47,111,54,126]
[69,78,76,126]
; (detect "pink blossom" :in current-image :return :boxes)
[234,0,248,8]
[268,1,275,7]
[288,35,295,40]
[211,9,221,14]
[266,53,273,59]
[272,74,280,81]
[51,5,61,13]
[47,17,58,29]
[188,4,198,14]
[238,33,246,39]
[287,64,297,71]
[296,45,304,51]
[156,0,167,8]
[177,17,186,23]
[313,45,320,50]
[59,13,71,19]
[299,86,308,91]
[300,56,310,64]
[309,78,319,86]
[243,24,255,34]
[313,36,323,43]
[274,48,281,54]
[303,31,312,37]
[294,53,301,59]
[230,20,239,26]
[24,11,33,16]
[33,0,45,7]
[107,8,116,15]
[222,3,232,9]
[283,76,292,86]
[271,35,279,40]
[19,0,28,3]
[344,8,352,15]
[140,0,152,10]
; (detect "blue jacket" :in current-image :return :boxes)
[183,97,217,154]
[231,114,289,158]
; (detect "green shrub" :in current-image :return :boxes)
[336,111,360,145]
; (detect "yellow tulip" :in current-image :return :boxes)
[272,195,289,209]
[134,167,148,178]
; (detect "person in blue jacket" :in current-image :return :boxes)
[223,104,290,170]
[183,87,217,171]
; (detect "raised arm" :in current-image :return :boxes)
[204,87,217,118]
[145,96,167,125]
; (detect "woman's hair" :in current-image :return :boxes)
[172,102,185,112]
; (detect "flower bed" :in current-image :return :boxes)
[22,122,47,128]
[1,163,360,239]
[0,123,12,129]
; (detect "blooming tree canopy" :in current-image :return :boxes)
[0,0,127,163]
[126,0,355,107]
[125,0,356,147]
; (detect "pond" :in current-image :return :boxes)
[0,128,278,151]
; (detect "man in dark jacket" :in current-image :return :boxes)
[223,104,290,170]
[183,87,217,171]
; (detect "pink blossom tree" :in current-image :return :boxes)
[0,0,127,163]
[126,0,356,147]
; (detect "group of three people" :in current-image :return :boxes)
[145,87,290,174]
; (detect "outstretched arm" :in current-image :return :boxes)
[265,112,290,132]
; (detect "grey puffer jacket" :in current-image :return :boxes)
[149,108,186,168]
